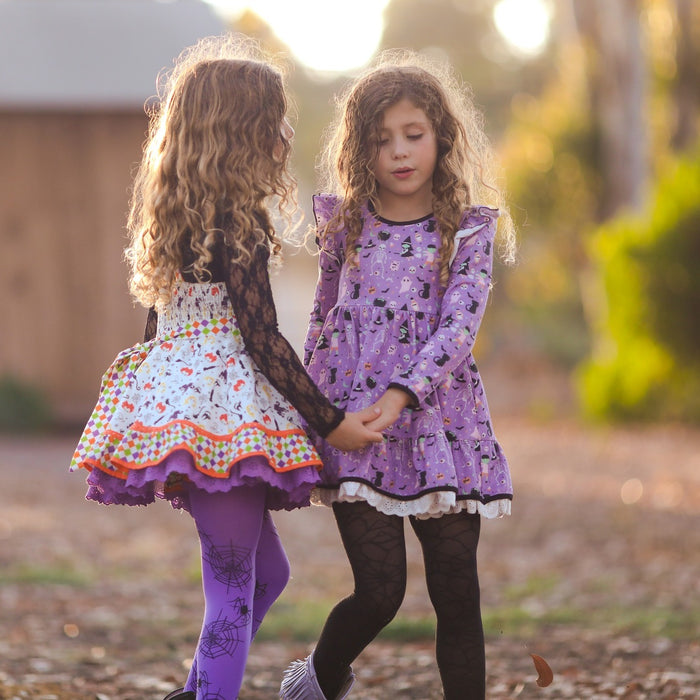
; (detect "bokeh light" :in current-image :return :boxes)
[205,0,391,73]
[493,0,551,56]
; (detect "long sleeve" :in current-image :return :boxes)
[303,193,344,366]
[388,218,496,406]
[225,245,345,438]
[304,237,343,366]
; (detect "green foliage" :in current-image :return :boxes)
[578,155,700,422]
[498,80,602,365]
[0,375,54,433]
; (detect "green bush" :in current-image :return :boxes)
[577,156,700,422]
[0,375,54,433]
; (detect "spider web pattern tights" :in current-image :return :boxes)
[314,500,484,700]
[184,485,289,699]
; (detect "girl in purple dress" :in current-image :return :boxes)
[280,51,516,700]
[69,36,382,700]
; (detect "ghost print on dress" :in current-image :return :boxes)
[304,194,513,519]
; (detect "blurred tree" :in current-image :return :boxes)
[577,0,700,423]
[380,0,557,134]
[570,0,648,218]
[578,155,700,422]
[670,0,700,150]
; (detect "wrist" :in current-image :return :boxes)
[386,383,418,409]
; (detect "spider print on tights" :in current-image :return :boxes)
[195,671,226,700]
[200,532,253,592]
[254,579,267,601]
[198,599,251,660]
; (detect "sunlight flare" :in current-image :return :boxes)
[205,0,391,73]
[493,0,551,56]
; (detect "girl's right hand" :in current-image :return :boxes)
[325,406,384,451]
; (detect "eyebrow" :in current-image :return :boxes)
[379,121,429,132]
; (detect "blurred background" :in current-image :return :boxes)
[1,3,699,697]
[1,0,699,431]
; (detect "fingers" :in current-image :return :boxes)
[363,416,390,432]
[363,427,385,443]
[355,405,381,422]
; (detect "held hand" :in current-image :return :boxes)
[363,388,413,432]
[325,407,384,451]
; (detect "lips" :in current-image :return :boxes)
[392,167,414,179]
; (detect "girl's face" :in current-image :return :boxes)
[373,98,438,221]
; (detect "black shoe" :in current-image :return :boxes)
[163,690,195,700]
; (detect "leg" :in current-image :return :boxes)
[251,509,290,639]
[185,485,268,698]
[411,511,484,700]
[313,500,407,698]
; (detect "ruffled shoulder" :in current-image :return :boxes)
[312,193,344,255]
[449,206,499,266]
[457,205,499,237]
[312,193,343,230]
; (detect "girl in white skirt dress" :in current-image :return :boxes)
[70,35,382,700]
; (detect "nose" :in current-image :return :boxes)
[390,136,408,159]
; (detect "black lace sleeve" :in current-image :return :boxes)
[143,307,158,342]
[224,246,345,438]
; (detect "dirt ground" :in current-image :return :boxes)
[1,381,699,699]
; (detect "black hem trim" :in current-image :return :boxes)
[316,478,513,504]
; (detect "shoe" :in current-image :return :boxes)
[279,650,354,699]
[163,689,195,700]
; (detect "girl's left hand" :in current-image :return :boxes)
[325,406,385,451]
[363,388,412,432]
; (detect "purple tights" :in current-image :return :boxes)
[184,484,289,698]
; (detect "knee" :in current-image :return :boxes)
[355,583,405,625]
[265,550,290,600]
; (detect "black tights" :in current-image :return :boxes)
[314,500,484,700]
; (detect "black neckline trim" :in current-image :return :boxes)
[368,201,434,226]
[376,212,434,225]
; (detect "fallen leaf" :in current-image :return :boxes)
[530,653,554,687]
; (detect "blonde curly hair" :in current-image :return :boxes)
[125,34,296,308]
[318,50,516,283]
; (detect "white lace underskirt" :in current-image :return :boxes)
[310,482,511,520]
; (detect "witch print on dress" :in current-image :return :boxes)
[305,194,513,519]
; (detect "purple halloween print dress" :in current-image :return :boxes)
[304,194,512,519]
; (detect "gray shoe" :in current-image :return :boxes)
[163,689,195,700]
[279,651,354,700]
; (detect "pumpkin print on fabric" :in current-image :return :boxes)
[304,194,513,519]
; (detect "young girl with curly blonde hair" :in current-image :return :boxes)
[280,51,515,700]
[70,35,382,700]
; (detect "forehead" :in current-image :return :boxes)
[380,98,431,130]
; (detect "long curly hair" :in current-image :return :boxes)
[125,35,296,308]
[318,50,516,284]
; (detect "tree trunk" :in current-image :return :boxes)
[572,0,648,219]
[671,0,700,151]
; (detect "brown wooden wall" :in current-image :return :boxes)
[0,111,150,424]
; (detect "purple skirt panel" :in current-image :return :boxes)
[83,449,320,513]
